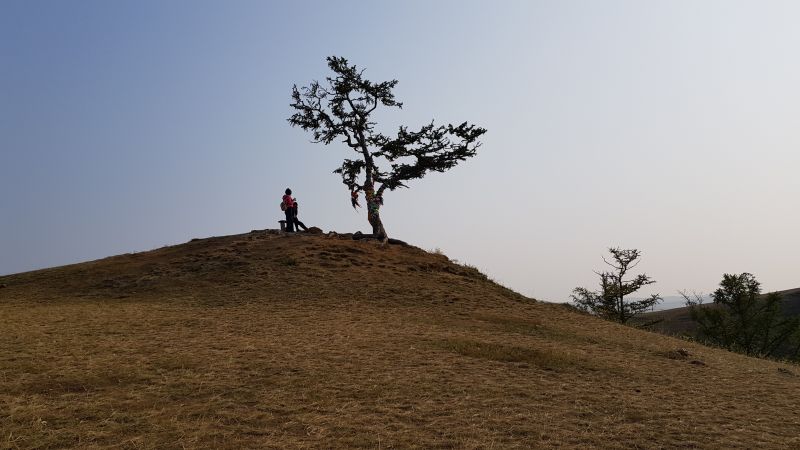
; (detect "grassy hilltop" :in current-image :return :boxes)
[1,231,799,449]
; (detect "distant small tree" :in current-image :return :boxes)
[683,273,800,358]
[288,56,486,240]
[571,248,662,324]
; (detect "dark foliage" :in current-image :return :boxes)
[288,56,486,239]
[571,248,662,324]
[683,273,800,359]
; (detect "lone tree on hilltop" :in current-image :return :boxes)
[571,248,662,324]
[682,273,800,359]
[288,56,486,240]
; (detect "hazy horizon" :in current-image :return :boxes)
[2,0,798,302]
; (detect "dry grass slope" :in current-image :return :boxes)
[1,231,799,449]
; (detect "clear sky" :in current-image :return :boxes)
[2,0,798,302]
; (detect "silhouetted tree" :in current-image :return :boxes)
[571,248,662,324]
[683,273,800,358]
[288,56,486,240]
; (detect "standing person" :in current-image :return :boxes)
[292,201,308,232]
[282,188,295,232]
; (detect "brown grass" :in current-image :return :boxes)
[434,338,577,370]
[1,231,799,449]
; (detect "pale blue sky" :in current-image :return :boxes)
[2,1,798,302]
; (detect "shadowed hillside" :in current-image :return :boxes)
[2,231,799,449]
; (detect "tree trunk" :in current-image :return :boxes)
[368,210,387,239]
[367,201,387,240]
[618,277,625,324]
[364,188,387,240]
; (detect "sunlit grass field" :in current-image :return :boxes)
[2,232,799,448]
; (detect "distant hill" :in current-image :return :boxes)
[2,230,799,448]
[650,295,701,311]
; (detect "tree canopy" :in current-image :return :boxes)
[684,273,800,359]
[288,56,486,239]
[571,247,662,324]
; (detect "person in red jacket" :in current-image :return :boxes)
[282,188,295,232]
